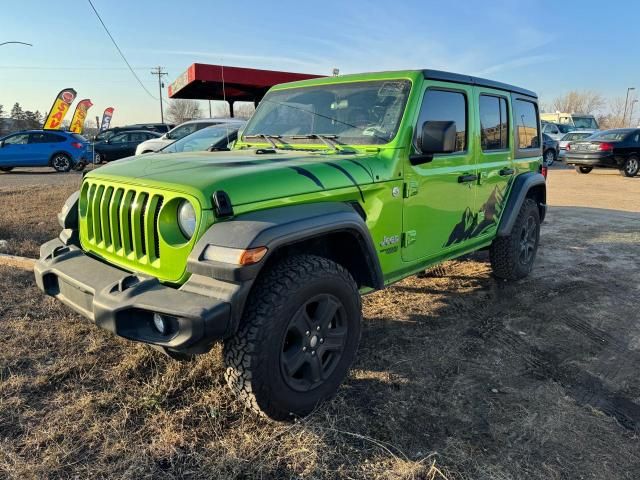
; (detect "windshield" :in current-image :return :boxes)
[162,125,241,153]
[95,130,115,142]
[590,131,630,141]
[562,132,593,141]
[572,116,598,129]
[243,80,412,145]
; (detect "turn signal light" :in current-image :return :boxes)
[203,245,268,265]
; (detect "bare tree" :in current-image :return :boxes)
[597,96,635,129]
[166,99,202,124]
[550,91,605,114]
[233,102,256,119]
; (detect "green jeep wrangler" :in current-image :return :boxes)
[35,69,546,420]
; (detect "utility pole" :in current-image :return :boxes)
[623,87,635,128]
[151,66,168,123]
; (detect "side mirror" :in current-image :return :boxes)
[420,121,456,154]
[0,140,4,148]
[411,121,457,164]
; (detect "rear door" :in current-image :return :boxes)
[473,89,513,240]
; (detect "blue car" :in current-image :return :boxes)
[0,129,91,173]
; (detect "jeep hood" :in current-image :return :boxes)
[88,149,380,208]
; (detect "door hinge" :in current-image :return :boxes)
[402,230,417,247]
[403,181,419,198]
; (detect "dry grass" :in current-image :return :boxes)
[0,184,77,258]
[1,171,640,478]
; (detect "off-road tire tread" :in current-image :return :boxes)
[224,254,361,420]
[490,198,539,281]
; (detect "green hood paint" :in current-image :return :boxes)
[88,149,381,208]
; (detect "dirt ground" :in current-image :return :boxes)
[0,167,639,479]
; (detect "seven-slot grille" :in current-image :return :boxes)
[83,182,164,265]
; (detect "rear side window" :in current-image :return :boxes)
[479,95,509,151]
[71,133,87,142]
[416,89,467,152]
[514,100,540,149]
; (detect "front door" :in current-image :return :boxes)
[402,84,477,262]
[0,132,30,166]
[472,88,514,241]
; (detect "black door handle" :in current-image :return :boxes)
[458,174,478,183]
[499,168,515,176]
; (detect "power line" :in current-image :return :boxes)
[86,0,157,100]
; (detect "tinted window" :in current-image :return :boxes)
[557,124,574,134]
[416,89,467,152]
[479,95,509,151]
[562,132,593,141]
[4,133,29,145]
[110,133,128,143]
[514,100,540,149]
[129,132,148,142]
[44,133,65,143]
[590,131,631,142]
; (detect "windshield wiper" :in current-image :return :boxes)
[244,134,289,150]
[290,134,354,153]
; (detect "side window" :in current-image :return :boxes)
[45,133,65,143]
[29,133,47,144]
[130,132,146,142]
[416,89,467,152]
[4,133,29,145]
[111,133,128,144]
[479,95,509,151]
[514,99,540,150]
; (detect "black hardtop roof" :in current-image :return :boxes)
[422,69,537,99]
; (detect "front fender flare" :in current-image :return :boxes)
[187,202,383,289]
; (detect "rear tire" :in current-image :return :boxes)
[620,156,639,177]
[0,167,13,172]
[224,254,362,420]
[575,166,593,174]
[51,154,71,172]
[490,198,540,281]
[544,149,556,166]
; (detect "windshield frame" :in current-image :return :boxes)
[239,78,414,149]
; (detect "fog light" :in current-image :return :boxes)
[153,313,168,335]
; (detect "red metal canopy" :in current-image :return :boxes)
[168,63,323,103]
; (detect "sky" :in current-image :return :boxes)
[1,0,638,126]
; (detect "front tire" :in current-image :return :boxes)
[575,166,593,174]
[544,149,556,166]
[621,156,639,177]
[490,198,540,281]
[224,254,362,420]
[51,154,71,172]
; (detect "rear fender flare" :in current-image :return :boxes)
[497,172,547,236]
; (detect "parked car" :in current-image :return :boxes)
[565,128,640,177]
[543,133,559,166]
[93,123,174,142]
[160,122,246,154]
[93,130,161,163]
[558,130,597,160]
[135,119,241,155]
[36,69,546,420]
[541,121,575,141]
[0,129,91,172]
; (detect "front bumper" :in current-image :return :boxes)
[34,238,233,354]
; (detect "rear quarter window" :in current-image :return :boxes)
[513,99,540,150]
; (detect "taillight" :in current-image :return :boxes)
[71,142,84,149]
[598,142,614,151]
[566,143,571,151]
[540,163,548,179]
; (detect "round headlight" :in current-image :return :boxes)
[177,201,196,239]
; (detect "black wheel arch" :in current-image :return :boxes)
[497,172,547,237]
[188,202,383,291]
